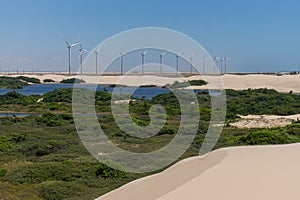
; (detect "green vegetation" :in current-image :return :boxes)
[163,79,207,88]
[0,87,299,199]
[16,76,40,84]
[0,91,38,105]
[43,79,55,83]
[140,85,157,88]
[0,76,29,89]
[60,78,85,84]
[226,88,300,118]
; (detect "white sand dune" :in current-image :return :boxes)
[230,114,300,128]
[96,143,300,200]
[2,73,300,93]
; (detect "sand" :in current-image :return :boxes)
[96,143,300,200]
[230,114,300,128]
[2,73,300,93]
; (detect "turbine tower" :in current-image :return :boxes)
[79,43,89,75]
[94,46,100,75]
[141,50,148,74]
[159,52,167,74]
[202,56,206,74]
[120,50,127,75]
[190,52,194,74]
[176,53,181,75]
[62,37,80,76]
[224,57,230,73]
[214,57,221,73]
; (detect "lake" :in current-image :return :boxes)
[0,84,216,99]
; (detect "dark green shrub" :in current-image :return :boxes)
[95,161,126,178]
[60,78,85,84]
[16,76,40,84]
[0,91,36,105]
[43,79,55,83]
[0,169,7,177]
[0,76,28,89]
[36,181,86,200]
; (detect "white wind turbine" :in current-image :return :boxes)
[159,52,167,74]
[94,46,100,75]
[176,53,181,75]
[62,35,80,76]
[214,56,221,73]
[202,56,206,74]
[79,43,89,75]
[141,50,148,74]
[223,57,230,73]
[120,50,127,75]
[190,52,194,74]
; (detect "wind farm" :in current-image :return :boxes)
[1,1,300,200]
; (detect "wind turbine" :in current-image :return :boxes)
[214,56,221,73]
[94,46,100,75]
[159,52,167,74]
[190,52,194,74]
[62,37,80,76]
[176,53,181,75]
[224,57,230,73]
[120,50,127,75]
[202,56,206,74]
[141,50,148,74]
[79,43,89,75]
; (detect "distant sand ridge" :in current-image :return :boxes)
[2,73,300,93]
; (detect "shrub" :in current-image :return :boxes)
[0,91,36,105]
[158,126,177,135]
[16,76,40,84]
[0,76,28,89]
[238,129,300,145]
[60,78,85,84]
[36,181,86,200]
[0,169,7,177]
[43,79,55,83]
[95,161,126,178]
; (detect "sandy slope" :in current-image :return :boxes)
[230,114,300,128]
[96,143,300,200]
[2,73,300,93]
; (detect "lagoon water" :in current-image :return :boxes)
[0,84,197,99]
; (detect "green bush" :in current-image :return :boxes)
[95,161,126,178]
[60,78,85,84]
[158,126,177,135]
[36,181,86,200]
[43,79,55,83]
[0,169,7,177]
[16,76,40,84]
[36,113,63,126]
[238,129,300,145]
[0,91,37,105]
[0,76,29,89]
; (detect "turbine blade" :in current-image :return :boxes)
[59,32,70,46]
[143,50,148,55]
[71,43,80,47]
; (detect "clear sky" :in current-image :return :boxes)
[0,0,300,72]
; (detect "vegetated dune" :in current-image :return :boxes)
[2,73,300,93]
[96,143,300,200]
[230,114,300,128]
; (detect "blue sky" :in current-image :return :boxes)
[0,0,300,72]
